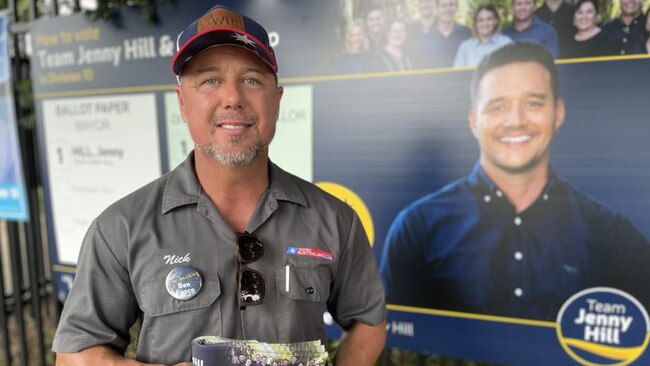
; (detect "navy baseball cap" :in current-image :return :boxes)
[172,5,278,76]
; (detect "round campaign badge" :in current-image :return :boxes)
[165,266,202,301]
[556,287,650,366]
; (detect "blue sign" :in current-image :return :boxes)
[0,12,29,221]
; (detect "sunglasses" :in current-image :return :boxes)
[237,233,266,307]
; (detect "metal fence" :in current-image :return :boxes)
[1,0,59,365]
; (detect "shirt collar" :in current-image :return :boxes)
[161,152,308,214]
[467,161,560,197]
[267,161,309,208]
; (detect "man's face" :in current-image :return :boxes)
[469,62,565,176]
[619,0,643,17]
[366,9,385,35]
[512,0,536,23]
[176,45,283,167]
[437,0,458,23]
[418,0,436,17]
[387,21,407,46]
[239,355,246,362]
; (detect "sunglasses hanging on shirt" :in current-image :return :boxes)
[236,233,266,308]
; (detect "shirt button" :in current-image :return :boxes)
[514,217,522,226]
[514,251,523,261]
[484,195,491,203]
[514,288,523,297]
[306,287,315,294]
[495,190,503,198]
[623,38,628,43]
[542,194,549,201]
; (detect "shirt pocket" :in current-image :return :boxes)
[275,265,330,303]
[137,274,222,363]
[139,274,221,315]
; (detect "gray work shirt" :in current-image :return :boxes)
[52,153,386,364]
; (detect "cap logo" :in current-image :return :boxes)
[197,8,245,32]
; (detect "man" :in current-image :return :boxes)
[52,5,386,366]
[406,0,438,68]
[503,0,559,58]
[427,0,471,67]
[365,7,386,52]
[289,356,299,366]
[380,42,650,321]
[602,0,648,55]
[535,0,575,56]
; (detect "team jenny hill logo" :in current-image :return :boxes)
[556,287,650,366]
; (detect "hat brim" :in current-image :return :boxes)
[172,28,277,76]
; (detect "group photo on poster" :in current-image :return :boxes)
[330,0,649,75]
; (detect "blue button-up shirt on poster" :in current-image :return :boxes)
[380,163,650,321]
[503,16,560,58]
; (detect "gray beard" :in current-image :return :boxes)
[197,136,270,167]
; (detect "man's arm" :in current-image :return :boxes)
[334,321,387,366]
[55,345,192,366]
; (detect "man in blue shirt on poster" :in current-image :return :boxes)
[602,0,648,55]
[503,0,559,58]
[380,42,650,321]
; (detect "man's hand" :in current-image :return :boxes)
[334,321,386,366]
[55,345,193,366]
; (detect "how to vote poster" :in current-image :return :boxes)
[30,1,650,365]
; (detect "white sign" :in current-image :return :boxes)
[42,94,161,264]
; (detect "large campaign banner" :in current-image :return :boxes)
[30,1,650,365]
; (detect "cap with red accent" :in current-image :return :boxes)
[172,5,277,76]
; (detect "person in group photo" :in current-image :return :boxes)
[333,19,371,74]
[503,0,559,57]
[646,7,650,53]
[535,0,575,56]
[602,0,648,55]
[380,42,650,321]
[365,7,387,51]
[406,0,438,68]
[453,4,512,67]
[562,0,617,58]
[374,19,414,71]
[428,0,471,67]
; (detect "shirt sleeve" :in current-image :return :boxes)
[327,212,386,330]
[453,41,468,67]
[379,207,429,307]
[52,219,139,354]
[546,27,560,58]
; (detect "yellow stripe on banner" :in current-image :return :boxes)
[564,337,646,361]
[387,304,556,328]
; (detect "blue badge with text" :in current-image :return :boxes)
[556,287,650,365]
[165,265,202,301]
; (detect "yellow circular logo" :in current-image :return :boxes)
[315,182,375,246]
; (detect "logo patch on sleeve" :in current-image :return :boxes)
[286,247,333,261]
